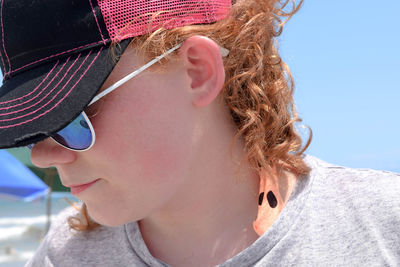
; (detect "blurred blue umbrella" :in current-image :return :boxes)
[0,149,49,201]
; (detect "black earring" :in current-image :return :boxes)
[267,191,277,208]
[258,192,264,206]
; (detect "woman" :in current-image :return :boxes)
[0,0,398,266]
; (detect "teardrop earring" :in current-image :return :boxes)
[258,192,265,206]
[267,191,277,208]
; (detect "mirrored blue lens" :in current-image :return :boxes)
[52,113,93,150]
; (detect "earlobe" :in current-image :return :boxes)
[180,36,226,107]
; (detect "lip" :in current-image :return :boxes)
[67,179,100,195]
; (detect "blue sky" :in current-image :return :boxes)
[279,0,400,172]
[1,0,399,172]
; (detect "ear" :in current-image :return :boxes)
[179,36,226,107]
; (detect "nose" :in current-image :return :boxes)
[30,138,77,168]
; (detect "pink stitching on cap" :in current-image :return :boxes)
[1,0,11,75]
[89,0,106,45]
[0,52,87,122]
[102,0,118,40]
[0,48,102,129]
[0,55,80,116]
[0,59,68,110]
[0,60,59,105]
[6,39,109,76]
[0,40,5,76]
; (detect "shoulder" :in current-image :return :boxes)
[305,155,400,200]
[304,155,400,234]
[26,206,129,266]
[25,206,75,266]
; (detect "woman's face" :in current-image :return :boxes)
[31,46,201,226]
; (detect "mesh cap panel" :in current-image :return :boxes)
[97,0,232,42]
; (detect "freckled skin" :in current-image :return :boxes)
[76,50,198,225]
[32,45,199,225]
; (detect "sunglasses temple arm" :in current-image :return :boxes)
[88,43,183,106]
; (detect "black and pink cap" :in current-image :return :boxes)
[0,0,231,149]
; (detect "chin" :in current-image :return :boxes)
[86,205,136,227]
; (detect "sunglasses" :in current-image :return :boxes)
[28,43,229,152]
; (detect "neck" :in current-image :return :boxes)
[137,103,296,266]
[138,116,262,265]
[139,140,260,266]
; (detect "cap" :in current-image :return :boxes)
[0,0,231,149]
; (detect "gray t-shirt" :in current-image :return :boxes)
[26,156,400,266]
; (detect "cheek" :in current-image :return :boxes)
[93,80,195,181]
[125,99,194,179]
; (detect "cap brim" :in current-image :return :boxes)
[0,39,131,149]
